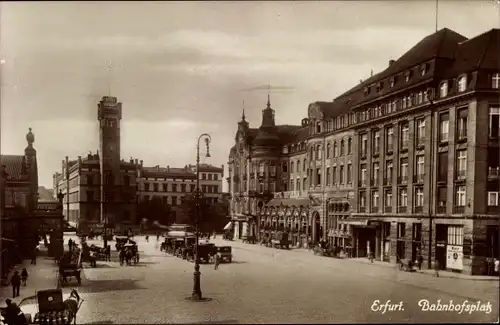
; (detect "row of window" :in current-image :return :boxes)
[143,182,219,194]
[308,138,353,161]
[365,63,429,98]
[359,184,468,210]
[201,173,219,181]
[359,149,467,187]
[141,195,219,205]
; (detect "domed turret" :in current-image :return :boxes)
[26,127,35,146]
[253,95,280,148]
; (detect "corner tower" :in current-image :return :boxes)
[98,96,122,230]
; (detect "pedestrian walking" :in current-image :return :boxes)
[214,252,221,270]
[369,251,374,263]
[417,254,423,270]
[156,233,160,241]
[20,268,28,287]
[30,245,38,265]
[68,238,73,251]
[145,235,149,243]
[10,271,21,298]
[494,258,499,276]
[434,259,440,277]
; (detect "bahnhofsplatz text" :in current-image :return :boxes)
[371,299,493,315]
[418,299,493,314]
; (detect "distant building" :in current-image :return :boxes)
[0,128,40,257]
[227,27,500,275]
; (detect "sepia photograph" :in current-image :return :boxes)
[0,0,499,324]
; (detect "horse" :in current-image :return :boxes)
[63,289,83,325]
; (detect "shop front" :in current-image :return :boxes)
[342,216,380,259]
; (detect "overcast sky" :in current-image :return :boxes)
[1,1,499,189]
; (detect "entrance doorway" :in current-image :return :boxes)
[312,212,321,243]
[356,227,376,258]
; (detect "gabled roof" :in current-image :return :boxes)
[1,155,27,180]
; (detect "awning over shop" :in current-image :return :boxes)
[342,217,373,226]
[266,198,310,208]
[223,222,232,230]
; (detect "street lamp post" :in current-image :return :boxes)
[191,133,211,301]
[57,190,65,260]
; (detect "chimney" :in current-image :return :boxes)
[359,79,363,84]
[167,165,170,170]
[221,164,224,177]
[135,159,138,165]
[78,156,82,164]
[61,160,65,173]
[140,160,143,167]
[130,158,134,164]
[389,60,395,67]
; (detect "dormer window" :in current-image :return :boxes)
[492,73,500,89]
[439,81,448,98]
[364,87,370,96]
[404,71,412,82]
[389,77,395,88]
[316,121,322,133]
[457,75,467,92]
[420,64,427,76]
[376,82,383,92]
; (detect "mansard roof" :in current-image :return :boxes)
[327,28,468,113]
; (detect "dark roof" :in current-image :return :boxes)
[196,164,223,173]
[444,28,500,77]
[291,127,309,142]
[276,125,302,143]
[327,28,468,112]
[142,166,196,179]
[1,155,27,180]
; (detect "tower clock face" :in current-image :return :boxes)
[107,143,115,153]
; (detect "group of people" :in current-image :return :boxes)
[2,299,28,325]
[9,268,28,299]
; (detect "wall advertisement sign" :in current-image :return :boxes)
[446,245,463,270]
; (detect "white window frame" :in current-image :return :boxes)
[492,73,500,89]
[415,187,424,207]
[402,124,409,143]
[387,127,394,149]
[457,76,467,92]
[401,161,408,178]
[373,162,380,181]
[360,192,366,208]
[487,191,499,206]
[361,167,367,184]
[416,156,425,175]
[386,162,393,179]
[440,119,449,142]
[417,92,423,104]
[456,185,466,206]
[440,82,448,98]
[385,190,392,207]
[417,119,425,140]
[489,107,500,137]
[457,150,467,172]
[372,190,379,208]
[399,188,408,207]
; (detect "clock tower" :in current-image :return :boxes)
[98,96,122,232]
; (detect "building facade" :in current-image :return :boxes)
[227,27,500,275]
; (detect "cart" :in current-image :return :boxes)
[58,251,82,287]
[120,243,139,266]
[216,246,233,263]
[16,289,84,324]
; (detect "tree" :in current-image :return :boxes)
[179,195,228,233]
[137,197,173,227]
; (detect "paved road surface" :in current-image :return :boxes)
[17,235,500,324]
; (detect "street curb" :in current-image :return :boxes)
[227,239,500,282]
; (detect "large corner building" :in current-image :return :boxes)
[227,28,500,275]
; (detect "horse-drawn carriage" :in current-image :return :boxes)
[15,289,83,325]
[58,251,82,287]
[270,231,290,249]
[119,243,139,266]
[115,236,129,251]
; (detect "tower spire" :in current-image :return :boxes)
[435,0,439,32]
[107,61,113,96]
[242,100,246,121]
[267,84,271,108]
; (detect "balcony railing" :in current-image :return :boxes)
[373,147,380,156]
[436,206,446,214]
[398,176,408,184]
[370,178,379,187]
[258,172,265,178]
[384,206,392,213]
[386,145,393,153]
[371,206,379,213]
[414,206,424,213]
[384,177,392,186]
[454,206,465,214]
[456,129,467,141]
[413,174,425,183]
[398,206,407,213]
[359,206,366,213]
[488,167,499,179]
[400,140,409,150]
[456,170,466,179]
[416,137,425,148]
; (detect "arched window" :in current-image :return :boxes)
[333,142,338,157]
[347,138,352,154]
[290,161,294,173]
[296,160,300,172]
[340,140,345,156]
[310,146,314,160]
[326,142,331,159]
[316,121,322,133]
[440,82,448,98]
[457,76,467,92]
